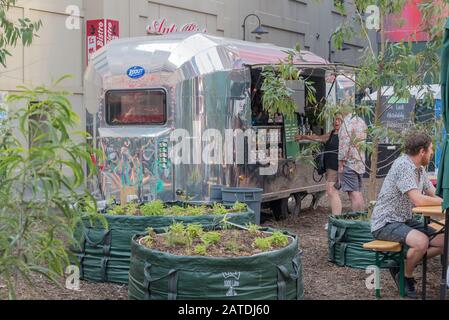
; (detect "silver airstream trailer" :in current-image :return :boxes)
[84,33,337,219]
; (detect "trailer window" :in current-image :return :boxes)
[106,89,166,125]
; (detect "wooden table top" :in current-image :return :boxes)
[412,206,446,218]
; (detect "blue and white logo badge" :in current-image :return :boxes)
[127,66,145,79]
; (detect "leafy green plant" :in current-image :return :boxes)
[211,203,228,215]
[224,239,241,254]
[107,205,125,216]
[167,205,186,216]
[201,232,221,246]
[142,237,154,248]
[194,244,207,256]
[165,222,189,246]
[186,224,204,239]
[142,228,156,248]
[80,196,98,215]
[269,232,289,247]
[318,0,446,201]
[0,0,42,67]
[253,237,272,251]
[185,205,206,216]
[261,44,317,120]
[261,67,297,120]
[231,202,247,212]
[219,214,233,230]
[0,78,101,299]
[107,197,116,207]
[124,202,139,216]
[247,223,261,235]
[140,200,165,216]
[146,227,156,236]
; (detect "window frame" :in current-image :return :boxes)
[105,88,168,126]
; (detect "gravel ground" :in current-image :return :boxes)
[0,277,128,300]
[266,195,447,300]
[1,179,448,300]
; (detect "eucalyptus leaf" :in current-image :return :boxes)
[0,78,100,299]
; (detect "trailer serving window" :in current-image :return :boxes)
[106,89,166,125]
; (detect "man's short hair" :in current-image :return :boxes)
[404,131,432,156]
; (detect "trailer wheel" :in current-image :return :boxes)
[311,191,326,210]
[287,193,301,217]
[271,198,289,221]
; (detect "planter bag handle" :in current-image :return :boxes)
[100,257,110,282]
[292,251,303,300]
[143,268,179,300]
[143,262,152,300]
[99,231,112,282]
[102,231,112,257]
[277,265,298,300]
[337,243,348,266]
[77,253,85,279]
[167,269,179,300]
[328,225,347,262]
[83,228,111,249]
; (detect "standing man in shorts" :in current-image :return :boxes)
[338,110,368,212]
[371,131,445,298]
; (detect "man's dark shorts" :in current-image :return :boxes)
[341,166,363,192]
[372,219,437,244]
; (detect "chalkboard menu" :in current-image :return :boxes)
[380,96,415,132]
[284,117,300,159]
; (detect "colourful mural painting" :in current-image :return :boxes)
[98,136,172,202]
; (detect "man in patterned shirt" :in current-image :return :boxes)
[371,131,444,298]
[338,110,368,212]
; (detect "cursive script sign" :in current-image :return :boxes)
[146,18,207,35]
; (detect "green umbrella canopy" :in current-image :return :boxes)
[436,17,449,210]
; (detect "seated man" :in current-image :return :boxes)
[371,131,445,299]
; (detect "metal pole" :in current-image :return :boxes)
[328,32,338,63]
[441,208,449,300]
[242,14,262,41]
[328,33,334,62]
[243,21,246,41]
[423,216,429,300]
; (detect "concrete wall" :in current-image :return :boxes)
[0,0,375,133]
[88,0,374,64]
[0,0,85,134]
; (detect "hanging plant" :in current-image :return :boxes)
[261,43,316,120]
[261,67,297,120]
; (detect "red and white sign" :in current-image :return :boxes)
[385,0,428,42]
[106,19,120,43]
[86,19,120,64]
[146,18,207,35]
[385,0,448,42]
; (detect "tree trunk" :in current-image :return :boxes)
[368,129,380,201]
[367,11,385,203]
[368,81,384,202]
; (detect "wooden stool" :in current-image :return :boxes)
[428,220,446,268]
[363,240,405,298]
[429,219,445,232]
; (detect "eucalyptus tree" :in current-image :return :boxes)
[327,0,447,201]
[0,78,103,299]
[0,0,42,67]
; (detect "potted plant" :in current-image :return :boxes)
[72,200,255,284]
[327,212,376,269]
[328,203,422,269]
[261,44,317,121]
[128,222,303,300]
